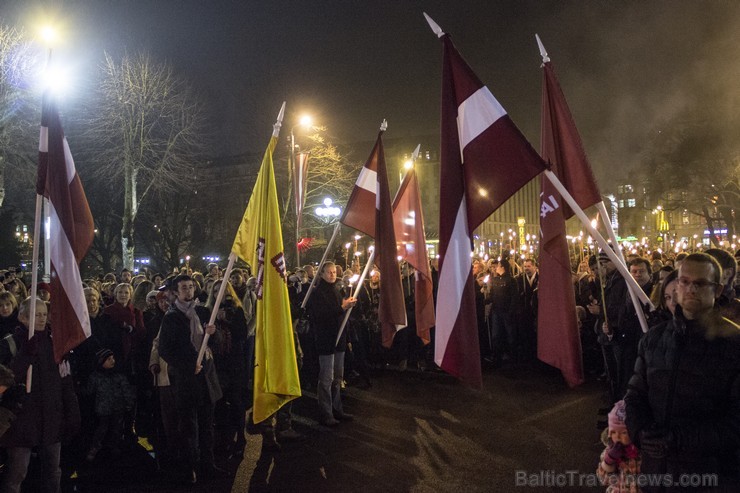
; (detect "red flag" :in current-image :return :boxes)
[537,56,588,387]
[541,62,601,217]
[435,30,547,388]
[341,132,407,347]
[392,167,434,345]
[294,151,310,231]
[37,94,95,363]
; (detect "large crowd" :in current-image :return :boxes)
[0,244,738,492]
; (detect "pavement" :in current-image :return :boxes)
[64,362,607,492]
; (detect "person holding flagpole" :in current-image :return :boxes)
[0,297,79,493]
[158,275,222,484]
[306,261,356,426]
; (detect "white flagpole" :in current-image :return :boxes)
[335,248,376,347]
[595,202,652,333]
[26,193,44,391]
[300,221,341,310]
[544,170,652,309]
[195,251,237,368]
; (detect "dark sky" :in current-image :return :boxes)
[3,0,739,184]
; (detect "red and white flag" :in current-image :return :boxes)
[537,41,599,387]
[294,151,310,232]
[341,130,407,347]
[428,15,547,387]
[37,93,95,363]
[392,166,434,345]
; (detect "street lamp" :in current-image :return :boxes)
[291,115,313,267]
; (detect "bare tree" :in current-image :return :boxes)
[275,130,360,266]
[638,116,739,247]
[0,23,41,208]
[84,51,207,269]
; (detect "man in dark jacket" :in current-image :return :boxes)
[625,253,740,492]
[596,250,629,403]
[306,262,356,427]
[159,275,222,484]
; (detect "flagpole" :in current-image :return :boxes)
[595,202,651,333]
[26,193,44,392]
[335,248,375,347]
[300,221,341,309]
[196,252,237,368]
[543,171,652,313]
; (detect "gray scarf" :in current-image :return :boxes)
[174,299,205,354]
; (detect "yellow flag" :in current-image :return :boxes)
[231,103,301,423]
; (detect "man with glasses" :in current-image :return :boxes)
[625,253,740,491]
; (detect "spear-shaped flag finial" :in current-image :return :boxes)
[535,34,550,64]
[411,143,421,162]
[423,12,445,38]
[273,101,286,137]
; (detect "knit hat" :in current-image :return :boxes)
[146,290,159,301]
[96,348,114,366]
[608,400,627,433]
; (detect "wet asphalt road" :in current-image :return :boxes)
[65,362,605,492]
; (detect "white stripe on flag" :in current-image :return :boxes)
[355,166,377,194]
[434,198,471,366]
[39,126,48,153]
[456,86,507,151]
[48,202,92,337]
[62,138,76,185]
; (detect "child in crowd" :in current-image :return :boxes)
[597,400,641,492]
[85,348,134,462]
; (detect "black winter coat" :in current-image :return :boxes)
[0,327,79,448]
[625,306,740,481]
[158,305,222,408]
[306,280,347,355]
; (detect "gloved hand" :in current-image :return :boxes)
[603,441,625,466]
[640,428,669,459]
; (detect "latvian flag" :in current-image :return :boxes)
[427,14,547,387]
[38,93,95,363]
[341,130,407,348]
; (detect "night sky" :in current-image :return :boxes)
[2,0,739,185]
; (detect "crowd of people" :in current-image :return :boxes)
[0,243,738,491]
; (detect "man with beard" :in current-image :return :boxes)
[159,275,222,484]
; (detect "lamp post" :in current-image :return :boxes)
[291,115,313,267]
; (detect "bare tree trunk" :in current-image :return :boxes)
[121,163,138,270]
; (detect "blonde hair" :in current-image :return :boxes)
[113,283,133,301]
[206,280,242,311]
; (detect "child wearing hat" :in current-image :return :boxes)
[597,400,641,492]
[85,348,134,462]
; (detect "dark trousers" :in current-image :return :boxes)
[178,401,215,469]
[491,311,517,364]
[91,412,125,451]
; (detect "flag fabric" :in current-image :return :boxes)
[293,151,310,231]
[435,31,548,387]
[231,109,301,423]
[392,167,434,345]
[541,62,601,217]
[537,58,590,387]
[341,131,407,348]
[37,93,94,364]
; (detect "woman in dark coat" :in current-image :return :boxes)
[0,297,80,493]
